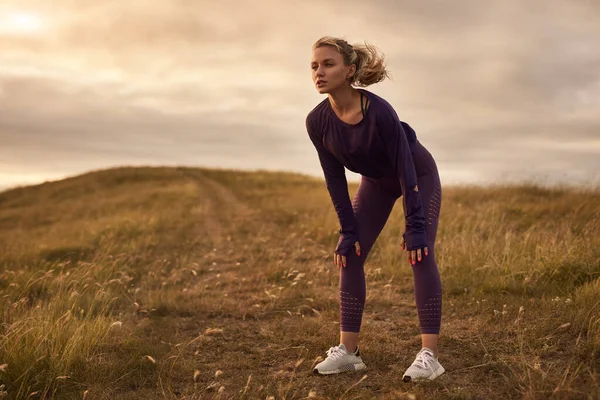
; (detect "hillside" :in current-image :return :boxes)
[0,166,599,399]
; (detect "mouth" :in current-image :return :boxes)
[316,80,327,87]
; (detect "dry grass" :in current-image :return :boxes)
[0,166,598,399]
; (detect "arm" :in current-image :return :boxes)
[378,109,427,251]
[306,116,359,256]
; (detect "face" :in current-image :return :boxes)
[311,45,355,94]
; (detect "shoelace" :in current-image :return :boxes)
[413,349,435,370]
[325,346,347,361]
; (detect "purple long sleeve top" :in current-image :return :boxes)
[306,89,427,256]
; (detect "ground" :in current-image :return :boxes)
[0,167,598,399]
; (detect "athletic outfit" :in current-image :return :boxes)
[307,89,444,380]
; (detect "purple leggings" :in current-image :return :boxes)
[340,140,442,334]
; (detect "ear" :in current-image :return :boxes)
[346,64,356,80]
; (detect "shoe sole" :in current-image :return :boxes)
[402,365,445,383]
[313,362,367,375]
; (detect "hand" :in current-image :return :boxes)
[334,241,361,268]
[400,235,428,265]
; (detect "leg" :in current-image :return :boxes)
[339,176,398,351]
[401,143,446,382]
[411,149,443,355]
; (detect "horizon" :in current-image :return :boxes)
[0,164,598,194]
[1,0,599,191]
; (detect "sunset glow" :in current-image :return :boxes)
[0,0,599,191]
[0,10,45,35]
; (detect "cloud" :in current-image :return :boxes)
[1,0,599,189]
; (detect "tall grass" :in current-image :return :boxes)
[0,166,598,399]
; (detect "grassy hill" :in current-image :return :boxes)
[0,166,598,399]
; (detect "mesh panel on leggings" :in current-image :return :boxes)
[418,291,442,333]
[427,182,442,226]
[340,290,364,332]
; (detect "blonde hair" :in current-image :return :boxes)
[312,36,389,87]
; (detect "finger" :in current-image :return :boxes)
[417,248,422,262]
[424,247,429,257]
[411,250,416,265]
[334,254,340,269]
[355,241,361,256]
[400,237,405,251]
[342,255,347,268]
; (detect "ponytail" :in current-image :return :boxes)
[351,42,389,87]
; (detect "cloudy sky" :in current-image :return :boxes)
[1,0,599,191]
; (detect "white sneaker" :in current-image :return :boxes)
[402,347,445,382]
[313,344,366,375]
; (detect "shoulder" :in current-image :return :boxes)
[362,89,400,122]
[305,98,330,136]
[306,98,329,125]
[363,90,417,140]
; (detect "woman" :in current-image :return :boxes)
[307,36,444,382]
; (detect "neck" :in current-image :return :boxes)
[328,85,359,113]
